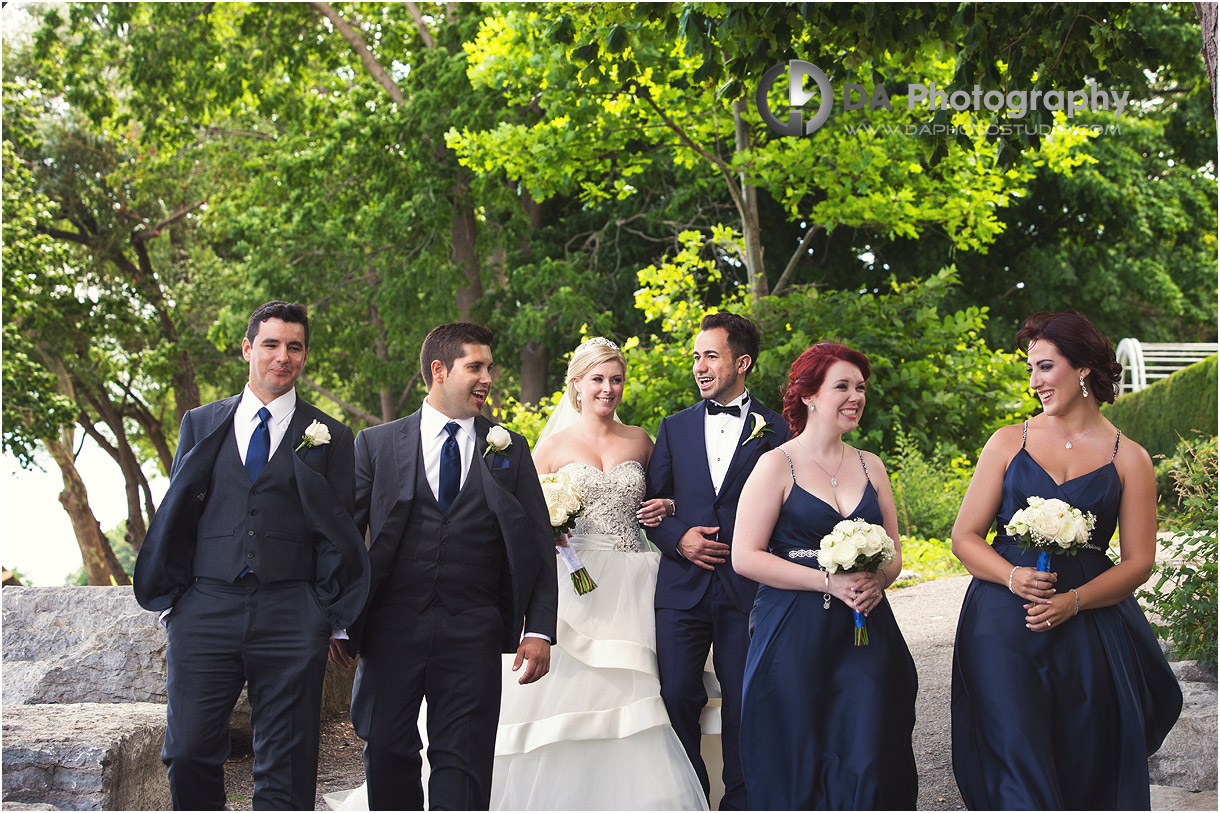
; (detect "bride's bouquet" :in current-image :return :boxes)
[539,471,597,595]
[817,518,897,645]
[1005,496,1097,574]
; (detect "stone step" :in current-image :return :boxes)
[2,703,170,811]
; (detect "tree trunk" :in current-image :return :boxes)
[519,341,550,405]
[1196,3,1219,120]
[733,97,768,299]
[451,170,483,321]
[367,298,396,422]
[84,390,149,552]
[44,434,129,586]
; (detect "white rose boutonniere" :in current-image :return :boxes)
[484,425,512,458]
[294,420,331,452]
[741,412,773,447]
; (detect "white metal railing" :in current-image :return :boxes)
[1115,338,1218,395]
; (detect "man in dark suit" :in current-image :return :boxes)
[134,301,369,810]
[645,312,790,810]
[338,322,556,811]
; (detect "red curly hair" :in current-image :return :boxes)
[782,342,871,435]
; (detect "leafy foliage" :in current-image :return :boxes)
[1102,355,1218,460]
[1140,433,1218,671]
[887,429,974,540]
[894,535,969,586]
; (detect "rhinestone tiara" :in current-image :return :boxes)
[576,336,620,353]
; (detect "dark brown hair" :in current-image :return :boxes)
[247,301,309,347]
[699,312,761,378]
[782,342,871,434]
[420,322,494,387]
[1016,311,1122,404]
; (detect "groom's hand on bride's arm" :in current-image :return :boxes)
[512,638,551,684]
[677,526,728,571]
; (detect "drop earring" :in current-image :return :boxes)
[1079,375,1089,399]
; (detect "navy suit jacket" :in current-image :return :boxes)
[346,411,558,654]
[133,394,370,630]
[645,398,790,615]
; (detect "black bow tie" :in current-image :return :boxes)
[706,400,746,417]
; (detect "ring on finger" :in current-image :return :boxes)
[1045,620,1051,628]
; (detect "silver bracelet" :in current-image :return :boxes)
[1070,588,1080,616]
[822,570,831,610]
[1008,565,1020,594]
[880,568,890,590]
[666,499,676,516]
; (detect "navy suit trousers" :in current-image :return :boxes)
[162,577,330,810]
[656,574,750,810]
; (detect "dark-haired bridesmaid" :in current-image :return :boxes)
[950,311,1182,810]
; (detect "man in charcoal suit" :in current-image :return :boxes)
[645,312,790,810]
[134,300,369,810]
[336,322,557,810]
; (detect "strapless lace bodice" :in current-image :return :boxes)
[559,461,647,552]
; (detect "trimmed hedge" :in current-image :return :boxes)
[1103,354,1218,459]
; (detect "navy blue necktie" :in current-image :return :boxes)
[438,421,461,512]
[245,407,272,483]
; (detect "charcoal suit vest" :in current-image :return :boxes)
[192,427,314,582]
[387,450,508,613]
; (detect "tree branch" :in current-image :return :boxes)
[309,2,406,105]
[405,1,437,49]
[299,374,384,425]
[771,224,824,297]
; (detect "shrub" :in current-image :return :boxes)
[1139,432,1218,671]
[887,429,973,539]
[1103,354,1217,460]
[895,534,968,585]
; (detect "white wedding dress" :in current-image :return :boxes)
[491,460,708,810]
[326,460,708,811]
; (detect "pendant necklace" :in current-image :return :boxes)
[1048,416,1104,450]
[795,437,845,487]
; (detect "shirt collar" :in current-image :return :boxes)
[237,385,296,425]
[421,398,476,441]
[709,390,751,410]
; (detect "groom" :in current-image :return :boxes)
[134,300,370,809]
[343,322,557,810]
[645,312,789,810]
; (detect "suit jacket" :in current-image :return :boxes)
[133,394,370,630]
[346,410,557,654]
[645,398,790,614]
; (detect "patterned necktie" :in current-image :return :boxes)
[438,421,461,512]
[245,407,272,483]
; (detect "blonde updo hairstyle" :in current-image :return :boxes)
[565,337,627,412]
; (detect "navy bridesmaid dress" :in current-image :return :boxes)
[951,425,1183,810]
[740,450,918,810]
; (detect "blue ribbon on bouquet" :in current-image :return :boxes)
[1036,550,1051,576]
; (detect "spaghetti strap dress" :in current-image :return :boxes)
[951,424,1183,809]
[739,449,918,810]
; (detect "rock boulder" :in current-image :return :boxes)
[1,702,170,811]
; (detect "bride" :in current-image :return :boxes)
[328,337,707,811]
[491,336,707,810]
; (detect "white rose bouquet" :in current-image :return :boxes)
[1005,496,1097,573]
[817,518,897,646]
[538,471,597,595]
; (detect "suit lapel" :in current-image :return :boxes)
[689,403,717,497]
[396,411,422,503]
[719,404,768,496]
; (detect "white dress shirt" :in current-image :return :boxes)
[704,391,750,495]
[420,399,476,503]
[234,385,297,463]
